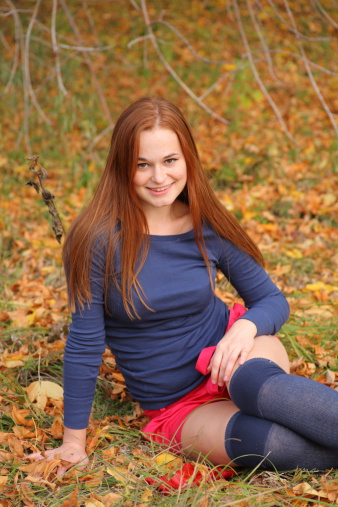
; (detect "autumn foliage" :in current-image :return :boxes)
[1,0,338,505]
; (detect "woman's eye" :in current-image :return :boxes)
[165,158,177,164]
[137,163,148,169]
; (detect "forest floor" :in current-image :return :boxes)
[1,1,338,505]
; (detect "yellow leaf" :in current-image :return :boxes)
[304,282,338,293]
[99,493,122,505]
[106,465,136,484]
[26,380,63,400]
[285,248,303,259]
[222,63,237,71]
[26,381,63,410]
[154,452,182,468]
[293,482,319,496]
[4,360,24,368]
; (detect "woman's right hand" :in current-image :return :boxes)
[26,442,89,476]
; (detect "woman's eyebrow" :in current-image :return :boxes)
[138,152,180,161]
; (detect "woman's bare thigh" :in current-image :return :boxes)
[180,334,290,465]
[180,400,239,465]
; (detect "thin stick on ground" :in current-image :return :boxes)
[26,155,65,244]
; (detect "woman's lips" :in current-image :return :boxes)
[146,183,174,195]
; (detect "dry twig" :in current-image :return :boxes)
[26,155,65,244]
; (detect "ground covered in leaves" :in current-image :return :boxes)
[1,0,338,505]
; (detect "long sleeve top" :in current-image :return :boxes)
[63,225,289,429]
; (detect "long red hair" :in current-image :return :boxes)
[63,97,264,317]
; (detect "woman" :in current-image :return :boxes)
[30,98,338,472]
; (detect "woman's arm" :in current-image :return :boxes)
[209,237,290,385]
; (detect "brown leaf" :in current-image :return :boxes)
[325,370,336,384]
[60,486,79,507]
[13,425,37,439]
[319,476,338,502]
[7,436,24,457]
[97,493,122,506]
[81,468,104,488]
[0,311,10,322]
[293,482,319,496]
[0,475,8,491]
[11,405,34,427]
[48,416,64,439]
[101,446,117,460]
[0,451,13,462]
[24,474,57,491]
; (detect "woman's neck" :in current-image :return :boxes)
[143,200,193,236]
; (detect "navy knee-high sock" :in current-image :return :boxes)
[225,412,338,471]
[229,358,338,449]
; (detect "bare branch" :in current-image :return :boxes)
[246,0,283,85]
[2,9,20,93]
[51,0,68,96]
[58,42,115,51]
[128,34,153,48]
[266,0,333,41]
[59,0,113,123]
[149,19,235,65]
[24,0,53,125]
[129,0,140,10]
[232,0,298,144]
[82,0,100,42]
[0,7,33,16]
[0,29,11,50]
[5,0,31,151]
[140,0,229,125]
[312,0,338,29]
[87,123,115,151]
[283,0,338,134]
[200,72,235,101]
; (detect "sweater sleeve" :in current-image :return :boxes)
[63,252,107,429]
[217,239,290,336]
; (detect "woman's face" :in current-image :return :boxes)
[133,128,187,214]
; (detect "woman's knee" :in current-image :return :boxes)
[251,335,290,372]
[228,335,290,388]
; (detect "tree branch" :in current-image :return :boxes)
[232,0,298,144]
[139,0,229,125]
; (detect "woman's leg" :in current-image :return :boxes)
[181,335,338,470]
[180,334,287,464]
[228,344,338,449]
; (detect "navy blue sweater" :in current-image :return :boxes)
[64,226,289,429]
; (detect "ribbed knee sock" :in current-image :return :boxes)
[229,358,338,449]
[225,412,338,471]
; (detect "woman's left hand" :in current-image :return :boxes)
[207,319,257,387]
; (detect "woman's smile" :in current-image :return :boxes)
[146,182,175,194]
[133,128,187,215]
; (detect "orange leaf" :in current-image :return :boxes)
[11,406,35,427]
[7,436,24,457]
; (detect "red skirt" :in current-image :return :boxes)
[142,303,246,451]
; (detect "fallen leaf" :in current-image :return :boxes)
[7,436,24,457]
[11,406,35,427]
[0,475,8,491]
[154,452,182,468]
[106,465,136,484]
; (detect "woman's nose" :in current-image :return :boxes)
[151,165,166,184]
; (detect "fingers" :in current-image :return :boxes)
[210,346,239,386]
[24,448,56,461]
[209,338,254,386]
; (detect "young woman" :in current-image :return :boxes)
[30,98,338,473]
